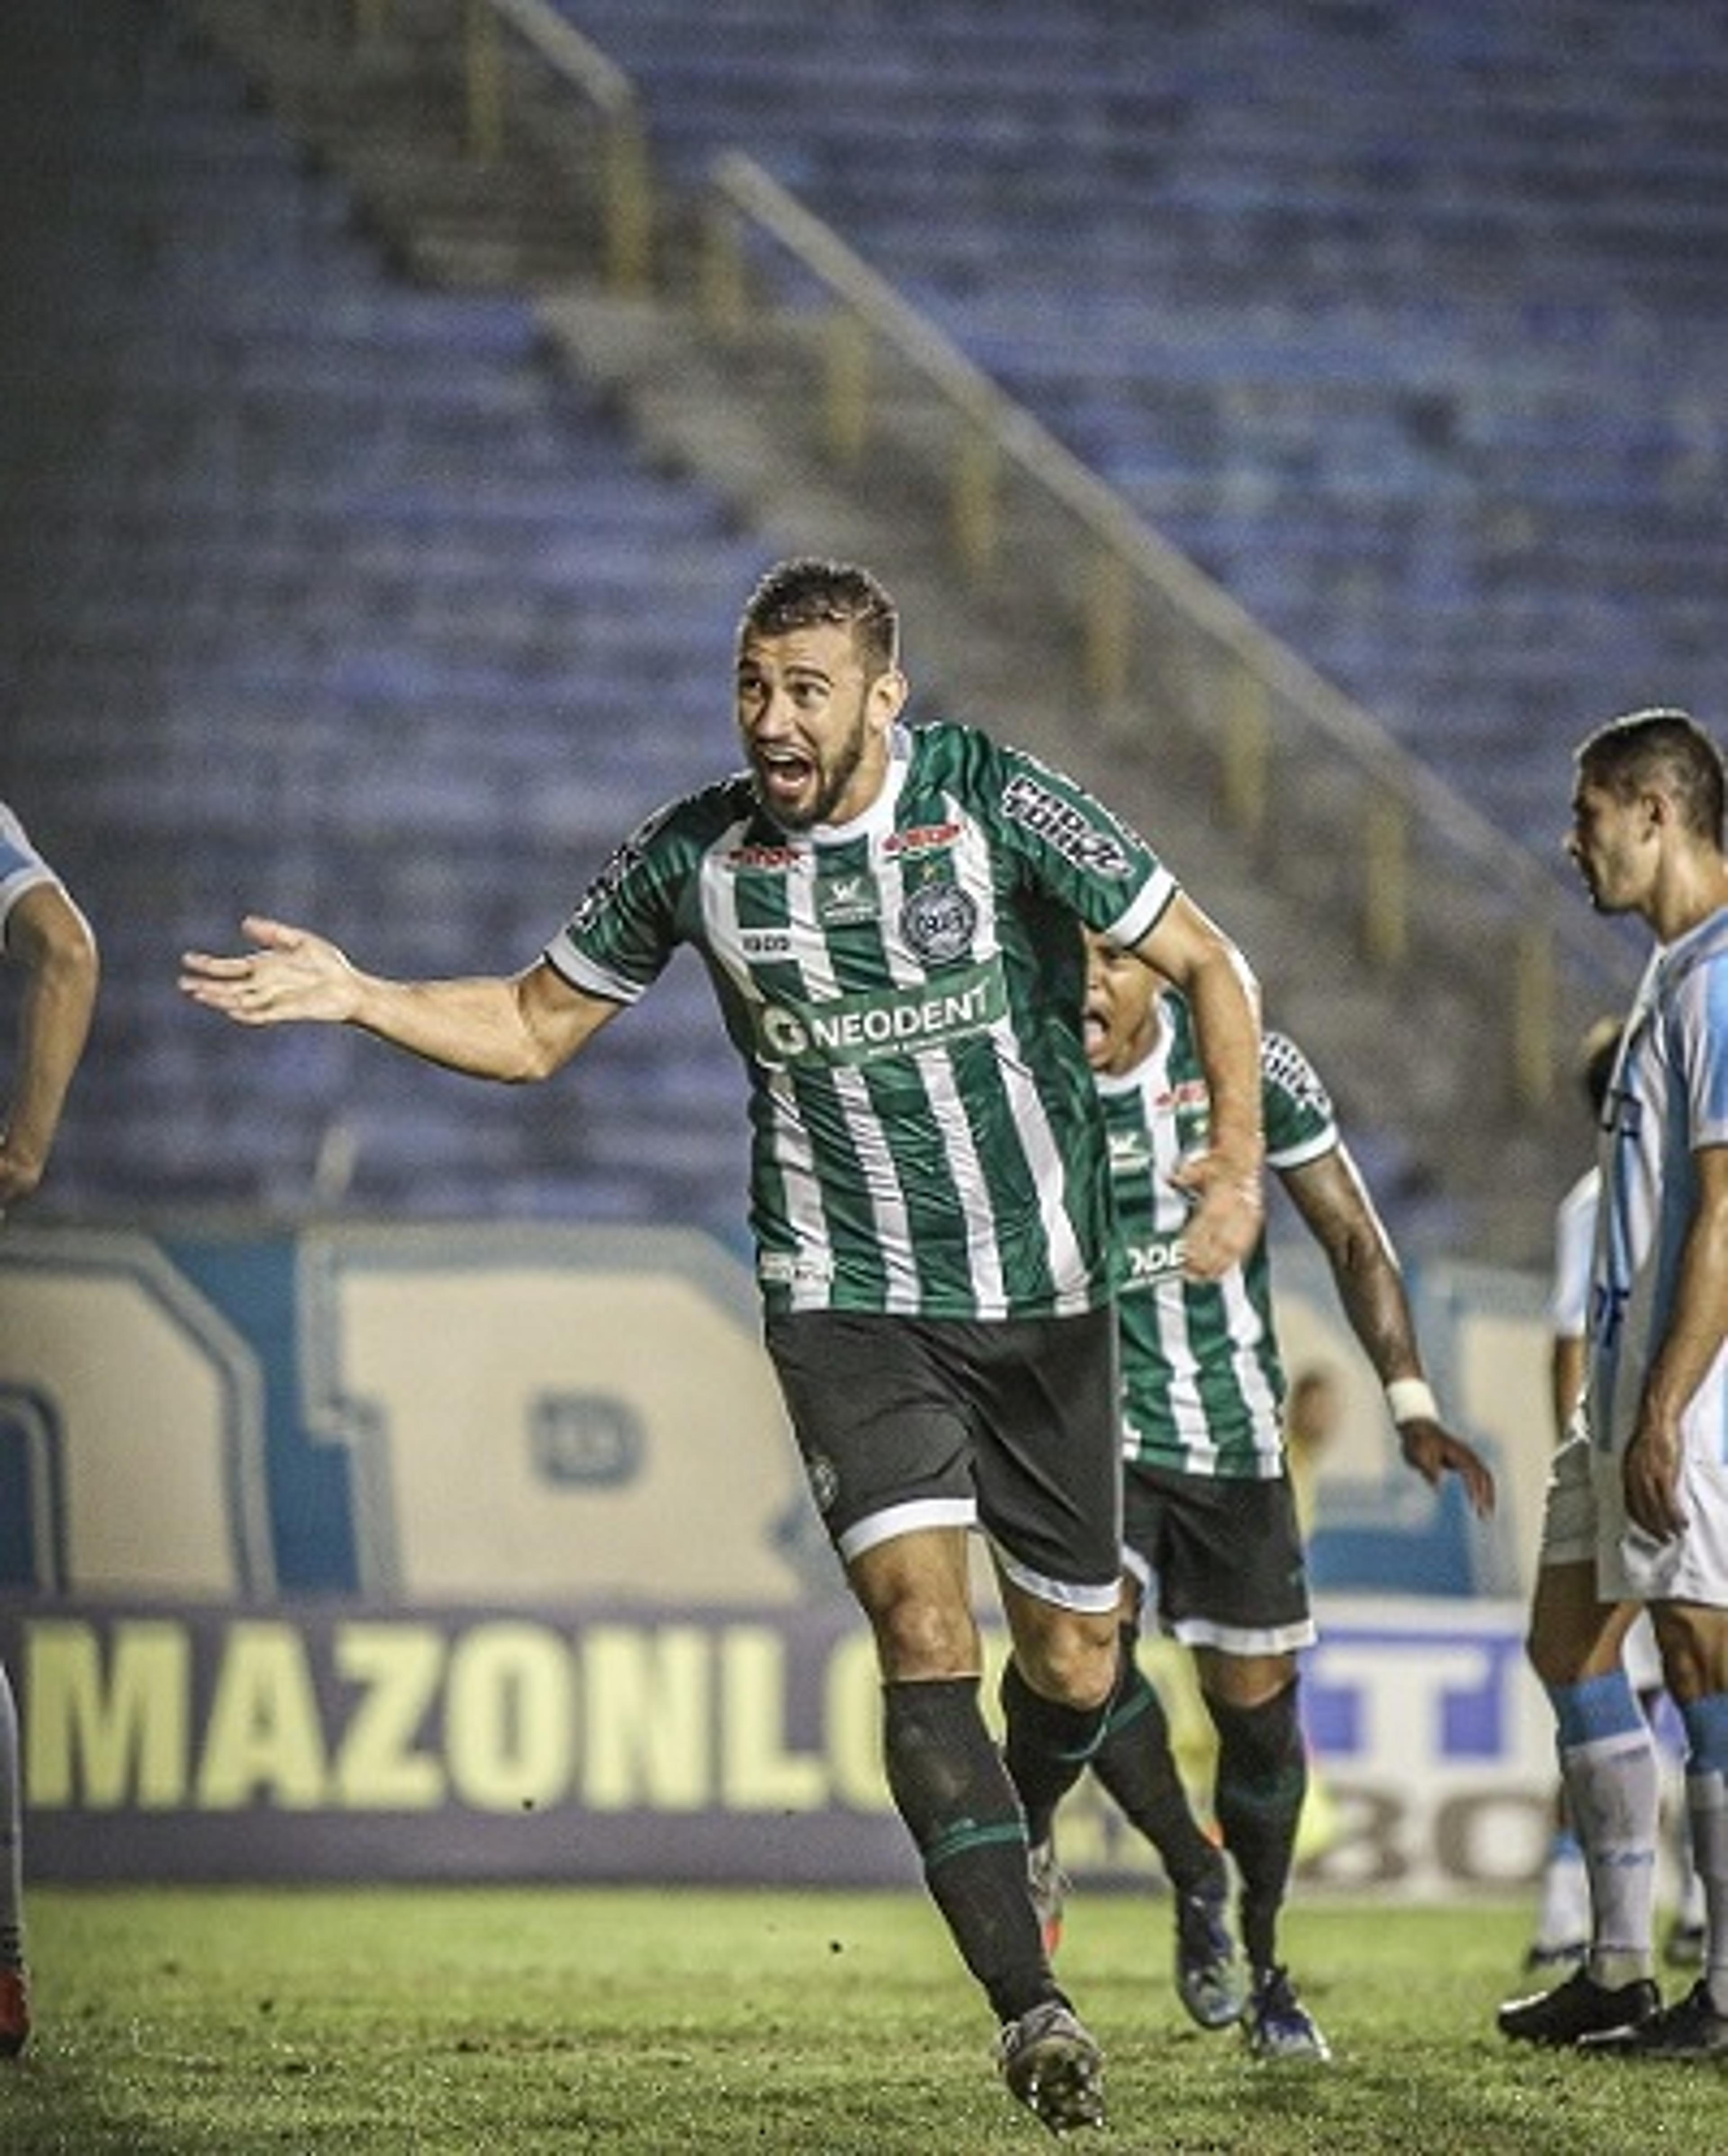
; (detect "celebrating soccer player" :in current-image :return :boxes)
[183,556,1267,2134]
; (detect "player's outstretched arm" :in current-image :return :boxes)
[180,915,620,1082]
[1282,1141,1497,1519]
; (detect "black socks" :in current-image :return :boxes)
[882,1677,1057,2023]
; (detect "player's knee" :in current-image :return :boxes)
[866,1592,980,1682]
[1014,1609,1118,1710]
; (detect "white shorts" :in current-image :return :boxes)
[1538,1429,1728,1610]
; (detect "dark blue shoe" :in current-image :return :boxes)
[1174,1884,1246,2030]
[1244,1964,1330,2062]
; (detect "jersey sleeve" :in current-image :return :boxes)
[0,801,61,943]
[1260,1030,1338,1169]
[542,797,694,1005]
[971,733,1178,947]
[1676,944,1728,1149]
[1548,1168,1599,1336]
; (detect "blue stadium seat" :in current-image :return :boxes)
[555,0,1726,857]
[0,0,756,1234]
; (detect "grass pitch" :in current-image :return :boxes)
[3,1884,1721,2153]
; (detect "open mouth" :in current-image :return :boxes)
[1082,1007,1110,1059]
[754,746,816,808]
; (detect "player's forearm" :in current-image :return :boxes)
[1290,1147,1424,1385]
[1329,1249,1422,1389]
[3,931,99,1177]
[347,971,568,1082]
[1184,945,1264,1177]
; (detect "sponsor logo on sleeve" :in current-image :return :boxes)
[1000,774,1135,877]
[568,834,647,935]
[1263,1032,1333,1120]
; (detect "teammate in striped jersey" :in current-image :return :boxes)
[181,558,1268,2134]
[1020,933,1493,2062]
[1500,709,1728,2060]
[0,798,101,2058]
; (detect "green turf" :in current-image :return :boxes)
[2,1885,1721,2152]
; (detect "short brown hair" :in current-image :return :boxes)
[1577,708,1724,845]
[738,558,900,677]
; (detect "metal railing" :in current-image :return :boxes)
[458,0,651,293]
[343,0,653,293]
[345,0,1636,1110]
[698,151,1639,1108]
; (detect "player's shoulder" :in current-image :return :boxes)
[903,715,996,786]
[1666,904,1728,993]
[0,798,42,862]
[908,716,1091,799]
[626,772,762,856]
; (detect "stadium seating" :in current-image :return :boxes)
[4,0,1722,1252]
[553,0,1727,856]
[0,0,756,1235]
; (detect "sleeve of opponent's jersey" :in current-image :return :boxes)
[541,797,690,1006]
[1549,1171,1598,1335]
[1676,943,1728,1147]
[0,800,61,944]
[1260,1029,1339,1170]
[979,735,1176,947]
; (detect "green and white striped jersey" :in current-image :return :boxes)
[1095,990,1337,1478]
[547,720,1176,1319]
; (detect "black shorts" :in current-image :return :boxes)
[1121,1462,1315,1655]
[765,1306,1123,1611]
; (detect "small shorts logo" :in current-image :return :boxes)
[806,1453,841,1516]
[900,878,977,964]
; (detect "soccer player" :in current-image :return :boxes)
[1019,933,1494,2061]
[180,556,1267,2134]
[0,798,101,2058]
[1498,708,1728,2059]
[1526,1017,1705,1974]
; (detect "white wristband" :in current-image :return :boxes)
[1386,1377,1439,1427]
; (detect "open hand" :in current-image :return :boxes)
[1397,1421,1497,1519]
[179,916,362,1026]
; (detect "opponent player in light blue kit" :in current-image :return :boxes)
[1020,934,1494,2061]
[1526,1016,1705,1974]
[1500,709,1728,2059]
[181,558,1267,2135]
[0,799,101,2057]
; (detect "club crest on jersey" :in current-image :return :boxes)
[900,877,977,964]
